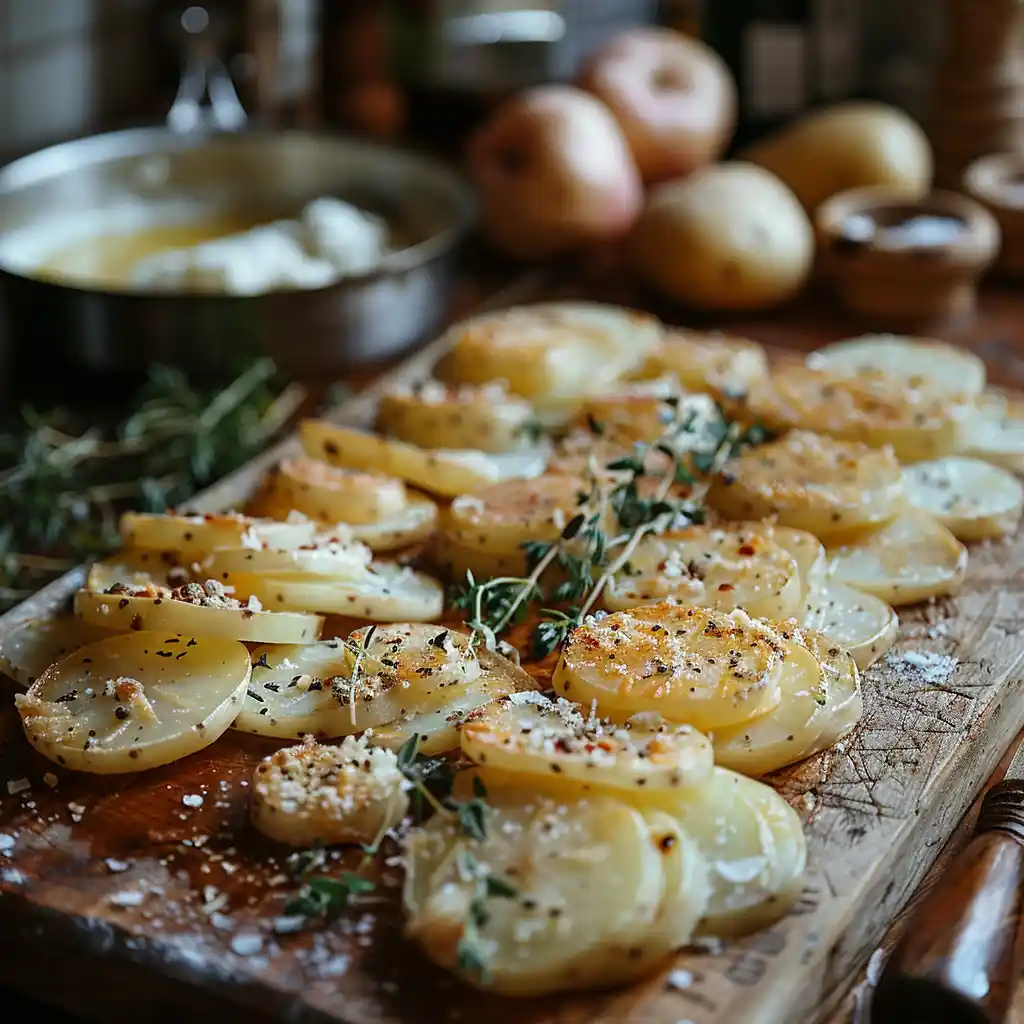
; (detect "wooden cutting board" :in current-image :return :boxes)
[2,295,1024,1024]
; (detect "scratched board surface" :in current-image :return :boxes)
[1,315,1023,1024]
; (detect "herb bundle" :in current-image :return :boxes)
[452,396,769,658]
[0,359,304,610]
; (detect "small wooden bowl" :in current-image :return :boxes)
[964,153,1024,278]
[815,186,1000,329]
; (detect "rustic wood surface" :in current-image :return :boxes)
[5,277,1024,1023]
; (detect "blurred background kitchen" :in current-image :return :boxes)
[0,1,943,162]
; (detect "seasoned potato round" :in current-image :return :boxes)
[376,380,537,454]
[743,366,972,462]
[633,329,769,397]
[708,431,904,540]
[804,581,899,670]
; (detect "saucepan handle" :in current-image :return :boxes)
[166,4,247,134]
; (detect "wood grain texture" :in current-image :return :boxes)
[4,283,1024,1024]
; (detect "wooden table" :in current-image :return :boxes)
[5,274,1024,1022]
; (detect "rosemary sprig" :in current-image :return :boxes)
[0,359,304,611]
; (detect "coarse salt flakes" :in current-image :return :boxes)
[6,778,30,796]
[230,933,263,956]
[182,793,204,808]
[105,858,130,873]
[0,834,15,856]
[666,968,694,990]
[108,890,146,908]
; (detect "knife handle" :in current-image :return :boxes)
[871,779,1024,1024]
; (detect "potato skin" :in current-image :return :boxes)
[742,101,932,213]
[626,162,813,311]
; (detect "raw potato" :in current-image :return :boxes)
[804,581,899,670]
[222,562,445,621]
[708,431,904,540]
[205,534,373,579]
[250,737,409,847]
[658,767,807,937]
[742,101,932,213]
[300,419,548,500]
[74,585,323,644]
[233,638,355,738]
[633,329,769,397]
[902,456,1024,540]
[460,693,714,794]
[603,525,804,620]
[403,794,666,995]
[712,630,860,776]
[553,604,786,730]
[119,511,315,560]
[0,616,116,689]
[376,380,536,453]
[435,302,662,402]
[15,631,250,773]
[807,334,986,399]
[960,390,1024,475]
[828,509,968,607]
[267,455,409,525]
[627,163,814,311]
[743,366,971,462]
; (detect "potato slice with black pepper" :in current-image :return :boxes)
[603,525,803,620]
[300,419,548,500]
[403,793,666,996]
[633,329,769,398]
[0,616,117,689]
[804,581,899,670]
[902,456,1024,540]
[959,390,1024,475]
[708,431,904,541]
[460,693,714,795]
[744,366,972,462]
[15,631,250,773]
[553,604,786,730]
[376,380,538,453]
[828,509,968,606]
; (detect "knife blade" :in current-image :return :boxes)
[871,738,1024,1024]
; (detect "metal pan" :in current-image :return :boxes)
[0,20,476,394]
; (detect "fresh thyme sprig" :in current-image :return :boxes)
[0,359,305,610]
[448,394,770,658]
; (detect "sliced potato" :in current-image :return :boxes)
[119,511,315,560]
[804,581,899,670]
[87,550,190,593]
[794,632,863,758]
[806,334,986,399]
[633,329,769,397]
[959,390,1024,475]
[267,455,409,525]
[222,562,444,621]
[902,456,1024,540]
[376,380,537,453]
[0,616,117,689]
[250,737,409,847]
[460,693,714,794]
[205,533,373,579]
[708,430,904,540]
[553,604,786,730]
[403,794,665,996]
[711,630,859,776]
[367,642,537,756]
[658,768,807,937]
[743,366,971,462]
[300,419,548,500]
[254,487,439,553]
[15,631,250,773]
[434,535,540,589]
[435,301,661,401]
[603,524,803,620]
[233,638,355,738]
[74,583,323,644]
[828,510,968,606]
[759,524,828,609]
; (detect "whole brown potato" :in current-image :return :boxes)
[467,85,643,260]
[627,162,813,310]
[742,102,933,213]
[578,27,736,184]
